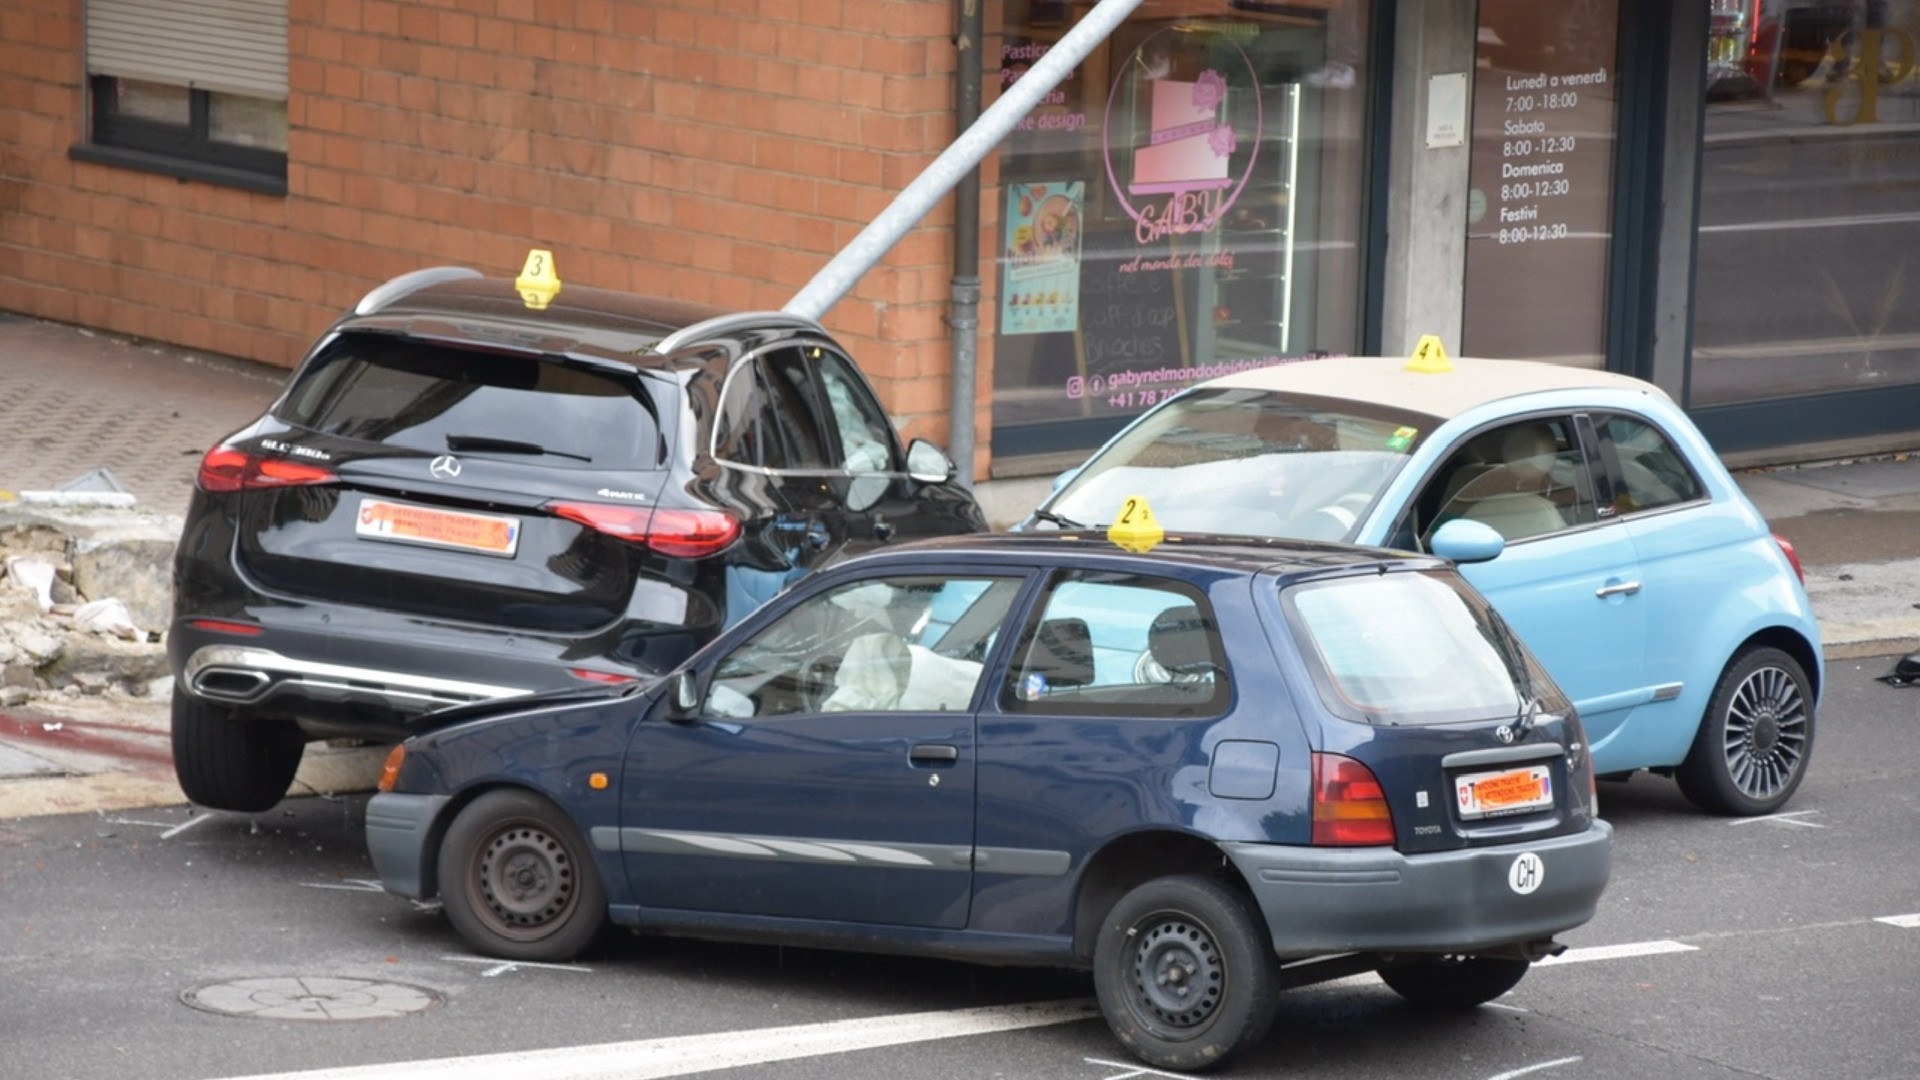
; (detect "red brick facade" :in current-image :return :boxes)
[0,0,996,454]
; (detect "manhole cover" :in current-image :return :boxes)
[183,977,442,1021]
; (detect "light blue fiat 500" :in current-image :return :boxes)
[1024,352,1822,816]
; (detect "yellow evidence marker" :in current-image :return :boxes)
[1405,333,1452,374]
[1108,495,1165,553]
[516,248,562,310]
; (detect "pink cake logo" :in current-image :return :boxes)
[1104,29,1262,245]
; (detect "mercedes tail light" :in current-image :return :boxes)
[1311,752,1396,846]
[197,446,338,493]
[546,501,741,558]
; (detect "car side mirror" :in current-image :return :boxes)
[1429,519,1506,564]
[668,669,700,719]
[905,439,957,484]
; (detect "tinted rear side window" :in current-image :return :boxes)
[279,334,660,467]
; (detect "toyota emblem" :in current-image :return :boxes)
[429,455,462,480]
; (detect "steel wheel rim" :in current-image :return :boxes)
[1124,913,1227,1035]
[472,822,577,938]
[1722,663,1808,800]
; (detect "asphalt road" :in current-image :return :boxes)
[3,652,1917,1080]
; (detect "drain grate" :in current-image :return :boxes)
[183,977,442,1021]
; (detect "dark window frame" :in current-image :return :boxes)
[999,569,1231,719]
[71,74,287,195]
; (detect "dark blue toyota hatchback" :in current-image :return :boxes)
[367,522,1612,1071]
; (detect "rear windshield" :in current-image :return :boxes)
[1284,569,1557,727]
[277,332,662,468]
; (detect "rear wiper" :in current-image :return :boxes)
[1510,694,1542,740]
[445,434,592,462]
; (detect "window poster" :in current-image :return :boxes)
[989,10,1371,462]
[1001,181,1085,336]
[1461,0,1620,365]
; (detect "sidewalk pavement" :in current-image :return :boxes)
[1,312,1916,818]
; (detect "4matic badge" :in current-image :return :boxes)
[260,439,331,461]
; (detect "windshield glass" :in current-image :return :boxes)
[280,332,662,468]
[1285,570,1558,727]
[1040,388,1431,542]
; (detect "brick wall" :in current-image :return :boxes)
[0,0,996,452]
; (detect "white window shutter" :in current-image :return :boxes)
[87,0,287,100]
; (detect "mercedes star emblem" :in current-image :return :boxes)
[429,455,462,480]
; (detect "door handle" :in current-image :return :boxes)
[910,743,959,766]
[1595,580,1642,598]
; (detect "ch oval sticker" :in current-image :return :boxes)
[1508,852,1545,895]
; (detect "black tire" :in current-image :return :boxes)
[170,692,305,813]
[1676,646,1814,816]
[1379,955,1530,1008]
[1093,875,1280,1072]
[437,788,608,962]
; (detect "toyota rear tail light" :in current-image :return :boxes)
[1311,752,1396,847]
[545,501,741,558]
[197,446,338,492]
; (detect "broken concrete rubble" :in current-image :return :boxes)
[0,499,178,701]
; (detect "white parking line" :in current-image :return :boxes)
[162,814,214,840]
[100,813,214,840]
[206,999,1100,1080]
[442,955,594,979]
[301,879,385,893]
[1534,940,1698,966]
[1486,1057,1582,1080]
[1876,913,1920,928]
[1727,810,1824,828]
[203,930,1866,1078]
[1084,1056,1192,1079]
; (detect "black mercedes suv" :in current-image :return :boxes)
[170,257,985,812]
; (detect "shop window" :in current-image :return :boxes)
[1691,0,1920,408]
[989,4,1371,466]
[1461,0,1622,365]
[74,1,288,193]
